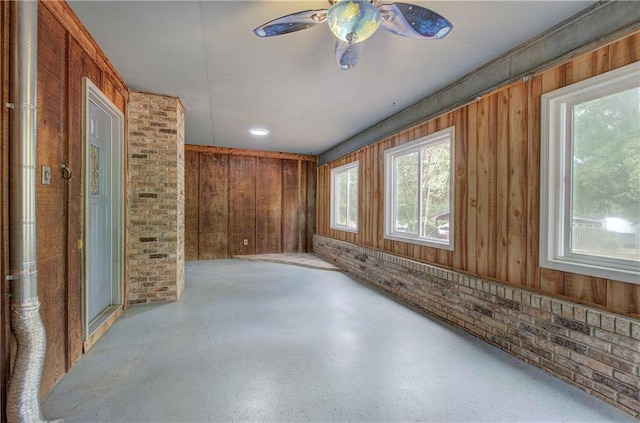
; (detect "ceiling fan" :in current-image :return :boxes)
[253,0,452,70]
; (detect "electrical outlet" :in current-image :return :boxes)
[243,239,248,246]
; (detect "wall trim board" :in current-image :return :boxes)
[319,1,640,165]
[185,144,317,163]
[82,306,124,353]
[314,235,640,418]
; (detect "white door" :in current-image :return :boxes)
[84,78,123,336]
[87,101,112,321]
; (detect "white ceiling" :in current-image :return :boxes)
[69,0,595,156]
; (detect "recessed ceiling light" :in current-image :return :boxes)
[249,128,269,136]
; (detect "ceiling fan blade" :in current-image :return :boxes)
[335,40,365,70]
[254,9,327,38]
[378,3,452,39]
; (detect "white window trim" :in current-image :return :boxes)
[384,127,454,250]
[330,161,359,233]
[540,62,640,284]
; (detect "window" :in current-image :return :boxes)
[384,127,454,249]
[540,62,640,284]
[331,161,359,232]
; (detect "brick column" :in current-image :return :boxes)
[127,92,185,304]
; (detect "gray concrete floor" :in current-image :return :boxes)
[43,260,636,422]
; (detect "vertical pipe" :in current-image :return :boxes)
[6,1,52,422]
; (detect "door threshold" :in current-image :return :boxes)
[84,305,123,353]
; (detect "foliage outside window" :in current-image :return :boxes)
[540,62,640,284]
[384,127,454,250]
[331,161,359,232]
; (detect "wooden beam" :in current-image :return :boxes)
[185,144,317,163]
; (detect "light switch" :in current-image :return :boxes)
[42,166,51,185]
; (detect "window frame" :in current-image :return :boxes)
[539,61,640,284]
[330,160,359,233]
[383,126,455,250]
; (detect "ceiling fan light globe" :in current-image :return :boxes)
[327,0,381,44]
[435,26,452,39]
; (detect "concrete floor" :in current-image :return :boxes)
[43,260,636,422]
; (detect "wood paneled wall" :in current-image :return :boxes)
[1,1,129,402]
[317,30,640,317]
[185,146,316,260]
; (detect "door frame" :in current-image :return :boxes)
[82,77,124,343]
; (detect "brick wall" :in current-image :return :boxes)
[127,92,185,304]
[314,235,640,417]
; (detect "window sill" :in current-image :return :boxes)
[384,233,453,251]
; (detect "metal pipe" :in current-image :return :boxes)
[6,2,53,422]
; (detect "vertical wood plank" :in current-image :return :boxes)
[362,146,372,247]
[184,150,199,260]
[229,155,256,256]
[322,165,331,235]
[316,165,324,236]
[37,4,68,393]
[306,161,317,252]
[355,151,365,246]
[374,142,385,249]
[496,89,510,281]
[466,101,478,275]
[382,138,395,253]
[256,158,282,254]
[606,280,639,315]
[200,153,229,258]
[507,83,527,286]
[564,274,607,306]
[609,31,639,70]
[540,268,565,295]
[297,160,307,251]
[282,159,300,252]
[453,109,467,270]
[565,47,609,85]
[364,145,374,248]
[526,74,542,289]
[317,164,328,236]
[100,76,116,106]
[541,65,566,94]
[475,94,497,278]
[487,96,498,279]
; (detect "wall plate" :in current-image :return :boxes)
[42,165,51,185]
